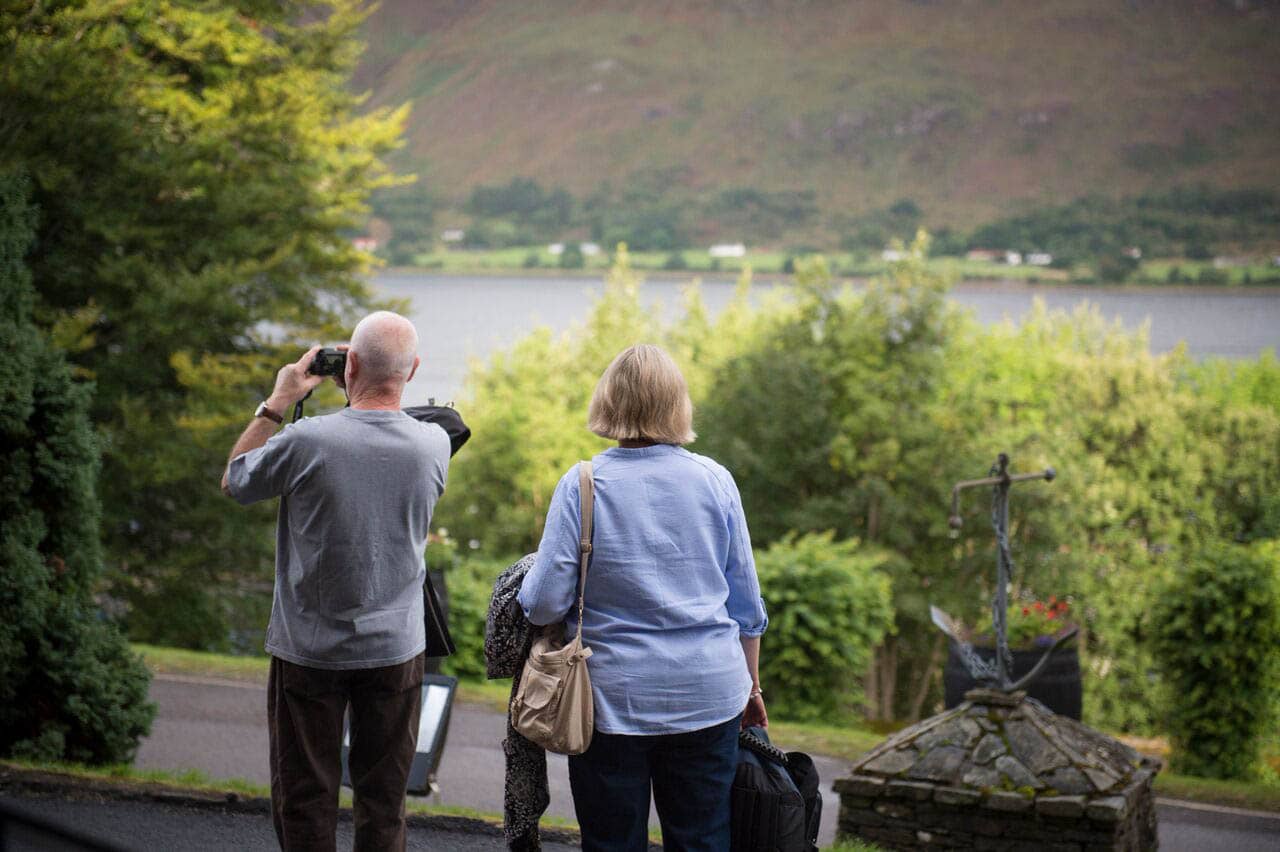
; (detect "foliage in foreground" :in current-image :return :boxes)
[439,240,1280,735]
[1153,541,1280,780]
[0,173,154,764]
[0,0,406,651]
[754,533,896,723]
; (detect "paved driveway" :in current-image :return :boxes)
[136,674,1280,850]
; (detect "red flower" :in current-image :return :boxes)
[1022,607,1030,616]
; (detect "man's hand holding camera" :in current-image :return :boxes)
[265,345,327,414]
[221,344,344,496]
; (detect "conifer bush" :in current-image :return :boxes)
[1152,541,1280,779]
[0,173,154,764]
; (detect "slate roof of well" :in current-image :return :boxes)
[848,689,1159,798]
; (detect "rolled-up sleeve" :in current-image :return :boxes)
[225,426,303,505]
[722,472,768,637]
[519,466,582,626]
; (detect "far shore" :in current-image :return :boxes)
[374,265,1280,295]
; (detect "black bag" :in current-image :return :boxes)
[402,403,471,456]
[403,403,469,658]
[731,727,821,852]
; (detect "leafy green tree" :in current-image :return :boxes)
[1,1,406,648]
[436,247,763,556]
[559,242,586,269]
[0,172,154,764]
[697,240,981,721]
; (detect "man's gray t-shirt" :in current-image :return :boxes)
[226,408,451,670]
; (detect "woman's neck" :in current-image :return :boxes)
[617,438,658,448]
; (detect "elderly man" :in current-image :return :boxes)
[221,311,452,851]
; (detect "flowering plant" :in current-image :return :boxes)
[974,597,1074,648]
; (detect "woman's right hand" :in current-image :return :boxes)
[742,692,768,729]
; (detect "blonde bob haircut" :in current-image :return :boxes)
[588,344,696,445]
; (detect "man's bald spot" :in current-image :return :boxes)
[350,311,419,387]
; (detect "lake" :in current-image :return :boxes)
[371,273,1280,407]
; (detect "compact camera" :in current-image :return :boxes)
[308,347,347,376]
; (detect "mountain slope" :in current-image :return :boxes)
[355,0,1280,233]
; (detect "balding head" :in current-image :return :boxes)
[349,311,419,393]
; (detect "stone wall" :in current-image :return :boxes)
[834,769,1158,851]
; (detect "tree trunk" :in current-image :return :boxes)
[866,637,899,722]
[906,633,947,722]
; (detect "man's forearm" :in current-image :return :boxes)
[220,410,283,495]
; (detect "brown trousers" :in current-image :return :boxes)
[268,653,425,852]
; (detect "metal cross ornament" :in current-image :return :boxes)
[930,453,1076,692]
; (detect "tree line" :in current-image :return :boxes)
[376,175,1280,274]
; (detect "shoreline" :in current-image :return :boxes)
[374,267,1280,297]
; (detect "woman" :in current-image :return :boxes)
[518,343,768,852]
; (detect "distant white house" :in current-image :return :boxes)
[709,243,747,259]
[966,249,1002,263]
[579,242,601,256]
[441,229,465,243]
[1122,246,1142,260]
[352,236,379,252]
[1005,251,1023,266]
[1212,255,1253,268]
[1026,252,1054,267]
[880,248,905,262]
[547,243,565,256]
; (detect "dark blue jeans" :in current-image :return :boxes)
[567,713,742,852]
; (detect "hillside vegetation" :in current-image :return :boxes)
[356,0,1280,245]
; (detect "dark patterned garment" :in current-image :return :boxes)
[485,554,549,851]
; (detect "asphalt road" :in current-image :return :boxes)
[134,675,1280,850]
[135,675,846,845]
[0,793,580,851]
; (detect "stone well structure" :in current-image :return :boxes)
[834,689,1161,850]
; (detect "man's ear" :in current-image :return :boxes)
[406,355,420,384]
[345,350,359,386]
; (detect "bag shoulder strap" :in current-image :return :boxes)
[574,461,594,642]
[739,729,790,768]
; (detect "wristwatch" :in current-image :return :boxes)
[254,401,283,424]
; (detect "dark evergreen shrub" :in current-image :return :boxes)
[0,172,154,765]
[1152,541,1280,779]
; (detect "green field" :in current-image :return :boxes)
[403,246,1071,280]
[392,245,1280,286]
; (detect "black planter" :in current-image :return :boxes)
[943,643,1082,720]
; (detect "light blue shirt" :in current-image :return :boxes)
[518,444,768,735]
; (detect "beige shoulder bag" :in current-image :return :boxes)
[511,461,595,755]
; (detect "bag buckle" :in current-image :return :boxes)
[580,540,592,554]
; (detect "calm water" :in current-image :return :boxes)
[371,273,1280,407]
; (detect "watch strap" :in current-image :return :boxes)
[255,402,284,424]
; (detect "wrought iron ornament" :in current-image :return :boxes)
[931,453,1076,693]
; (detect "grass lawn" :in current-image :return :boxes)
[397,246,1073,282]
[132,644,1280,815]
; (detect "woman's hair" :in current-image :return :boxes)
[588,344,696,445]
